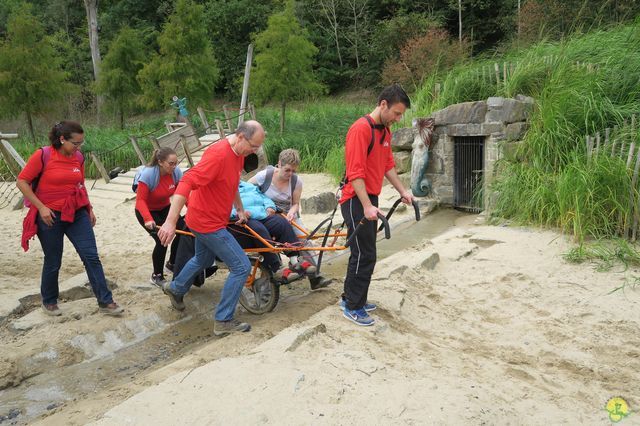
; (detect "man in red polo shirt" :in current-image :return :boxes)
[339,85,414,326]
[157,121,264,336]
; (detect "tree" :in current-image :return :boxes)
[382,27,470,91]
[83,0,104,121]
[0,4,67,143]
[252,0,326,133]
[97,27,148,129]
[138,0,220,110]
[204,0,274,94]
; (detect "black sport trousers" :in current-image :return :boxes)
[135,206,184,275]
[341,194,378,311]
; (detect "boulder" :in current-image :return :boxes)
[301,192,337,214]
[433,101,487,125]
[391,128,415,151]
[393,151,412,174]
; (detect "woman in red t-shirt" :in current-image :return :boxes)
[17,121,123,317]
[134,147,184,286]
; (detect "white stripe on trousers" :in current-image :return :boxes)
[349,198,362,274]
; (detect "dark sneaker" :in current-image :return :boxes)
[42,303,62,316]
[150,273,167,287]
[164,261,174,273]
[339,299,377,312]
[162,282,185,311]
[273,267,300,283]
[343,308,375,326]
[309,276,333,290]
[99,302,124,316]
[213,319,251,336]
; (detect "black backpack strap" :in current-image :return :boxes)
[363,115,376,156]
[259,165,275,193]
[290,173,298,195]
[341,116,382,187]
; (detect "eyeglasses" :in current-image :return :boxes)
[68,139,85,147]
[244,137,261,150]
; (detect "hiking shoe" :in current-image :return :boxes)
[42,303,62,316]
[274,267,300,283]
[150,273,167,287]
[309,276,333,290]
[343,308,375,326]
[99,302,124,316]
[293,260,317,275]
[339,299,377,312]
[162,282,185,311]
[164,261,174,273]
[213,319,251,336]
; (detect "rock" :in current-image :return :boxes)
[505,122,529,141]
[391,128,415,151]
[300,192,337,214]
[421,253,440,270]
[393,151,412,174]
[433,101,487,125]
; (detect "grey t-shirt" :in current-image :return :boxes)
[253,169,303,213]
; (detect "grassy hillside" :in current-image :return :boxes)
[414,23,640,243]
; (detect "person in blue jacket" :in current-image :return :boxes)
[229,182,315,283]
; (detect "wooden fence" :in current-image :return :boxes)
[585,115,640,240]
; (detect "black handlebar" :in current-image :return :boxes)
[412,199,421,222]
[377,198,421,232]
[345,213,390,248]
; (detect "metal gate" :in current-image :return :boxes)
[454,136,484,212]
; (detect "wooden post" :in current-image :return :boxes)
[215,119,226,138]
[197,107,212,134]
[0,139,26,175]
[494,63,500,86]
[595,132,601,155]
[164,121,173,132]
[586,135,593,162]
[503,62,507,85]
[90,152,111,183]
[150,137,161,151]
[222,105,233,132]
[249,103,256,120]
[129,136,146,165]
[0,133,18,139]
[179,136,194,168]
[627,143,635,169]
[238,43,254,128]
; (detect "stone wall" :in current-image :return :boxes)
[410,95,534,210]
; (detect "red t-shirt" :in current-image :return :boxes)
[18,148,85,211]
[339,115,395,204]
[135,173,177,222]
[174,139,244,233]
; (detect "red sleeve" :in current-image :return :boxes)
[174,148,223,198]
[17,149,44,183]
[344,121,370,182]
[135,182,153,223]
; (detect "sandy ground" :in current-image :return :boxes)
[1,173,640,424]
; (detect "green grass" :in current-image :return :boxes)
[415,23,640,244]
[2,97,379,182]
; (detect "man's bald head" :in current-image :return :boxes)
[236,120,265,141]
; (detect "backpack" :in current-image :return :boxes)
[132,167,181,193]
[340,115,389,188]
[258,165,298,195]
[24,146,85,208]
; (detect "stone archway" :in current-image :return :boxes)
[410,95,534,212]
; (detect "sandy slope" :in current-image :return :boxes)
[2,174,640,424]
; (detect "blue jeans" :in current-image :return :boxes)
[37,208,113,306]
[170,228,251,321]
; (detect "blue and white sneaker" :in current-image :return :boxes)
[339,299,377,312]
[343,308,375,326]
